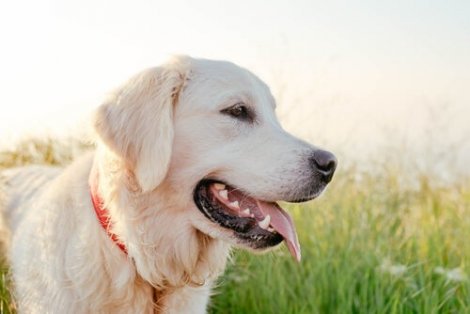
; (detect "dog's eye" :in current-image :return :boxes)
[221,103,252,121]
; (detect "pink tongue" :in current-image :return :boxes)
[257,200,301,262]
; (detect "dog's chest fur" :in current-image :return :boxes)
[1,154,230,313]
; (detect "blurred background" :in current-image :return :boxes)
[1,0,469,174]
[0,1,469,313]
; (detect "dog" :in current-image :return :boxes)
[0,56,337,313]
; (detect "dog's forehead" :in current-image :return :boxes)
[186,58,276,109]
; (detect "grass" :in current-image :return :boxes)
[0,267,13,314]
[211,169,470,313]
[1,138,469,313]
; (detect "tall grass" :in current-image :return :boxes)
[211,167,470,313]
[0,137,92,169]
[0,138,469,313]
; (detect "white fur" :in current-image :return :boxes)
[0,56,323,313]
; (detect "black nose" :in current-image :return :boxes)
[310,150,337,183]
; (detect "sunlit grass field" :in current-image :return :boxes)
[1,139,469,313]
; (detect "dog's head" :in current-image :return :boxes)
[94,56,337,261]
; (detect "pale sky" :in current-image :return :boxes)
[0,0,469,172]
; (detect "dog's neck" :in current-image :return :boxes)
[89,159,128,254]
[92,147,231,292]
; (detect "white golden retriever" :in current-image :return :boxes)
[0,56,337,313]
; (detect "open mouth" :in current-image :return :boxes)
[193,179,301,261]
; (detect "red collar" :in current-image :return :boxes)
[89,161,128,254]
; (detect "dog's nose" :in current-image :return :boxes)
[310,150,337,183]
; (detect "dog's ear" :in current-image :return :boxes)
[94,61,187,192]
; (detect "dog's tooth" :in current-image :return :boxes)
[267,227,275,233]
[219,190,228,200]
[229,201,239,209]
[214,183,226,190]
[242,208,250,216]
[258,215,271,229]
